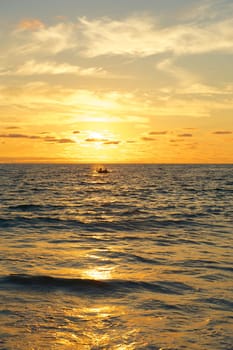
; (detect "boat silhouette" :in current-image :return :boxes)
[96,167,109,174]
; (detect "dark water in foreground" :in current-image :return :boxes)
[0,164,232,350]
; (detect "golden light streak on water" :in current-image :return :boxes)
[83,266,113,280]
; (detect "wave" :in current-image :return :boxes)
[175,259,233,272]
[1,274,195,296]
[196,297,233,311]
[0,215,211,232]
[8,204,65,211]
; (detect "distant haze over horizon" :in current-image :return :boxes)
[0,0,232,163]
[0,159,232,165]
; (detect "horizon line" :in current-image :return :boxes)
[0,159,232,165]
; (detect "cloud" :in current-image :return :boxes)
[56,138,75,143]
[5,126,20,130]
[14,22,76,55]
[10,8,233,60]
[85,137,108,142]
[157,58,197,86]
[177,133,193,137]
[170,139,186,143]
[73,130,80,134]
[0,60,108,77]
[126,140,136,143]
[17,19,45,31]
[156,58,233,98]
[183,128,198,130]
[44,136,75,143]
[212,130,232,135]
[1,80,230,128]
[149,131,167,135]
[180,0,233,22]
[103,140,120,145]
[141,136,156,141]
[79,15,233,57]
[84,136,120,144]
[44,136,57,142]
[79,16,159,57]
[0,133,76,144]
[0,133,41,139]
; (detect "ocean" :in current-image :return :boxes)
[0,164,232,350]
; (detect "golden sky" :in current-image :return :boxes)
[0,0,232,163]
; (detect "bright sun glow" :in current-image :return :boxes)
[88,131,105,140]
[83,267,113,280]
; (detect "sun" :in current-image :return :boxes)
[82,128,121,162]
[88,131,105,140]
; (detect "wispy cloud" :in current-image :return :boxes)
[183,128,198,130]
[180,0,233,22]
[5,126,20,130]
[9,4,232,60]
[177,133,193,137]
[79,14,233,57]
[170,138,186,143]
[149,131,167,135]
[17,18,45,31]
[43,136,57,142]
[85,137,108,142]
[0,81,218,125]
[0,133,41,139]
[0,133,76,144]
[84,136,120,145]
[141,136,156,141]
[0,60,108,77]
[126,140,136,143]
[212,130,232,134]
[56,138,76,143]
[103,140,120,145]
[14,22,76,55]
[44,136,75,143]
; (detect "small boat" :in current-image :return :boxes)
[96,167,109,174]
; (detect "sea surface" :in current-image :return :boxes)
[0,164,232,350]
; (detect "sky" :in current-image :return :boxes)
[0,0,232,163]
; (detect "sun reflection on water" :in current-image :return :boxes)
[63,304,140,350]
[83,266,113,280]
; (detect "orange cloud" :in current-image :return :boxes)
[177,133,193,137]
[141,136,156,141]
[44,136,75,143]
[18,19,45,31]
[149,131,167,135]
[85,138,108,142]
[5,126,20,130]
[212,131,232,135]
[57,138,75,143]
[0,133,41,139]
[103,140,120,145]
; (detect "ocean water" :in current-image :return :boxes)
[0,164,232,350]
